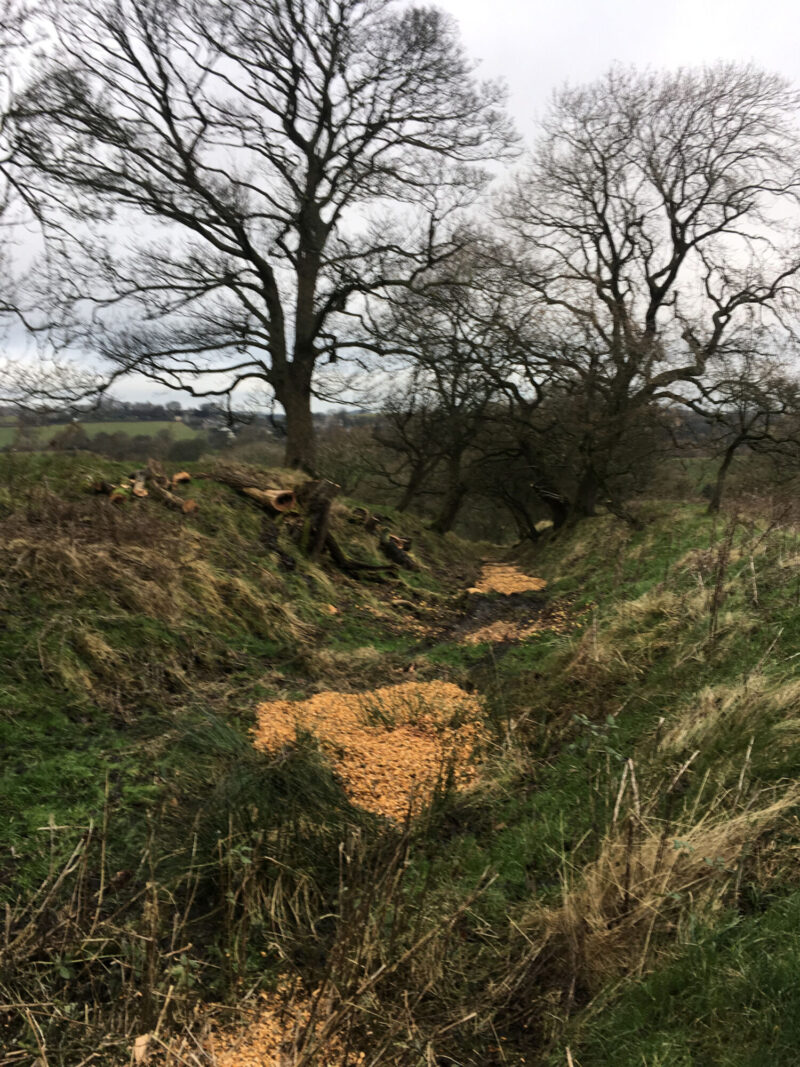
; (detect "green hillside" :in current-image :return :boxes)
[2,453,800,1065]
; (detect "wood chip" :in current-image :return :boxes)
[253,681,484,820]
[468,563,547,595]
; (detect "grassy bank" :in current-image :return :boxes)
[2,455,800,1064]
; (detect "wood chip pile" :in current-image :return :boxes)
[467,563,548,595]
[208,989,361,1067]
[253,681,484,820]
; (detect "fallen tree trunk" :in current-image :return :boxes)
[325,533,398,581]
[202,464,279,493]
[200,465,296,513]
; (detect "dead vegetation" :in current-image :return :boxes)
[494,777,800,1042]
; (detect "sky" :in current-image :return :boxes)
[33,0,800,409]
[438,0,800,140]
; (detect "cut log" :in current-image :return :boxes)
[145,458,198,513]
[171,471,192,488]
[202,464,278,493]
[349,505,389,532]
[241,486,296,512]
[389,533,412,551]
[87,479,117,496]
[379,530,419,571]
[130,470,149,498]
[149,479,198,513]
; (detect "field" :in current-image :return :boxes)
[0,418,200,447]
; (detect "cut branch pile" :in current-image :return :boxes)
[87,460,198,513]
[201,466,422,579]
[88,459,422,579]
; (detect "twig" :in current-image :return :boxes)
[611,762,629,825]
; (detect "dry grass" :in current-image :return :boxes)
[494,777,800,1034]
[662,674,800,755]
[0,498,312,713]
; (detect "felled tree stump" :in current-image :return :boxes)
[295,479,340,560]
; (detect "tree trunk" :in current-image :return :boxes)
[532,483,570,530]
[573,467,600,518]
[707,441,740,514]
[280,373,316,473]
[397,459,432,512]
[504,497,540,543]
[430,458,466,534]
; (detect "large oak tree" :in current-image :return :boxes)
[14,0,514,468]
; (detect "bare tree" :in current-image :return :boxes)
[677,334,800,512]
[500,64,800,517]
[13,0,515,469]
[373,268,501,530]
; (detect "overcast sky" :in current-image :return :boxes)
[439,0,799,138]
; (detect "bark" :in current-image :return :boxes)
[707,440,742,513]
[295,479,339,560]
[430,485,466,534]
[397,459,434,512]
[279,353,316,473]
[573,467,601,519]
[204,464,277,492]
[241,487,297,512]
[325,533,397,580]
[531,482,570,530]
[379,531,419,571]
[504,498,541,543]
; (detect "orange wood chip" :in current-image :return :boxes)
[253,682,484,820]
[468,564,547,595]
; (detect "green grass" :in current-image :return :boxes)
[4,455,800,1064]
[0,418,200,446]
[553,893,800,1065]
